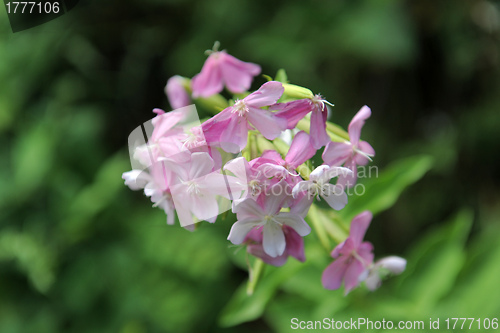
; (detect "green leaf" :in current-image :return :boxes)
[397,209,473,312]
[339,155,434,221]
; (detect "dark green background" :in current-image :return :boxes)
[1,0,499,332]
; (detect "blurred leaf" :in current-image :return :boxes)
[340,155,434,221]
[396,209,473,312]
[0,230,55,293]
[219,260,303,327]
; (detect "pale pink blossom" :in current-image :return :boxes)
[165,75,191,109]
[202,81,287,153]
[322,106,375,187]
[191,48,261,98]
[122,160,176,225]
[162,152,244,227]
[322,211,374,293]
[227,190,311,258]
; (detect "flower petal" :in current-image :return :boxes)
[275,212,311,236]
[321,184,348,211]
[343,258,366,294]
[322,141,352,166]
[165,76,190,109]
[244,81,284,107]
[349,211,373,247]
[247,107,286,140]
[355,140,375,166]
[122,170,152,190]
[219,52,261,93]
[228,218,263,245]
[189,152,214,179]
[348,105,371,146]
[220,116,248,153]
[322,258,348,290]
[262,222,286,257]
[274,99,312,129]
[285,131,316,168]
[191,54,223,98]
[310,106,330,149]
[283,226,306,262]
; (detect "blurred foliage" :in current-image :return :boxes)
[1,0,500,332]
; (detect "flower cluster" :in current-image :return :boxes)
[123,43,406,294]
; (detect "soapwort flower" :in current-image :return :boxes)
[274,95,332,149]
[322,105,375,187]
[292,165,352,211]
[227,189,311,258]
[191,43,261,98]
[202,81,287,153]
[322,211,374,293]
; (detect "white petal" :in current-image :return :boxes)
[227,219,262,244]
[376,256,407,274]
[321,184,348,210]
[122,170,152,190]
[309,165,331,183]
[262,222,286,257]
[292,181,312,198]
[189,152,214,179]
[274,212,311,236]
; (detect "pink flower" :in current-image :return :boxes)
[122,160,176,225]
[165,76,191,109]
[191,47,261,98]
[273,95,332,149]
[162,152,243,227]
[202,81,287,153]
[244,225,305,266]
[258,131,316,179]
[322,106,375,187]
[227,189,311,258]
[322,211,374,293]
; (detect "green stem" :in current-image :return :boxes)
[247,259,265,295]
[307,204,331,252]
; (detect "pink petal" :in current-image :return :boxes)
[244,81,284,107]
[322,141,352,166]
[188,152,214,179]
[355,140,375,166]
[219,52,261,93]
[285,131,316,168]
[349,211,373,247]
[310,107,330,149]
[165,76,191,109]
[322,258,349,290]
[247,107,286,140]
[274,99,313,129]
[348,105,371,146]
[220,116,249,153]
[283,226,306,262]
[247,243,289,266]
[191,54,224,98]
[190,194,219,222]
[343,258,366,293]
